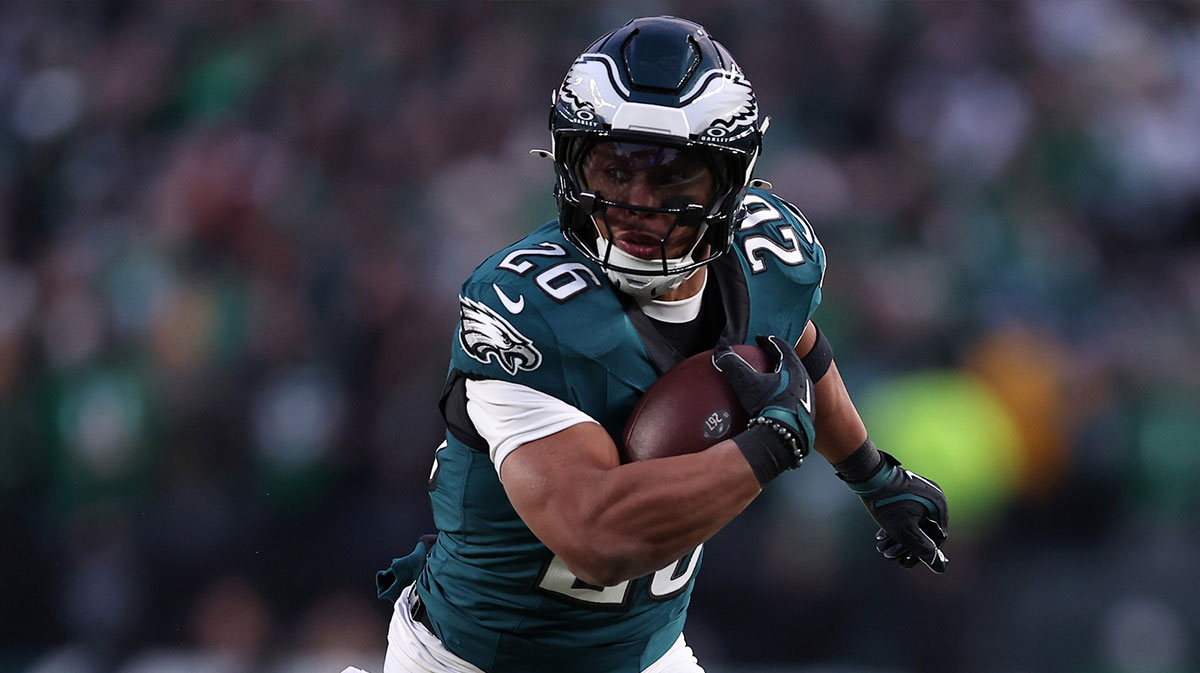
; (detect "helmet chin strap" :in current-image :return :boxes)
[593,235,702,300]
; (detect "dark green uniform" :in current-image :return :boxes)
[413,189,825,672]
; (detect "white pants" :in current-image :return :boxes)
[384,584,704,673]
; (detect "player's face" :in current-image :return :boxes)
[581,141,715,260]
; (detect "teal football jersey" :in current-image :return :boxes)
[415,188,825,672]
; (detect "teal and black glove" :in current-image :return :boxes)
[840,447,949,573]
[714,334,816,486]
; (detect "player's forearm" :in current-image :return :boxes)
[571,442,760,584]
[812,360,868,464]
[794,323,867,464]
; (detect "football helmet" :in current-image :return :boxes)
[549,16,765,299]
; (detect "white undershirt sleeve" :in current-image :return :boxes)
[464,379,599,477]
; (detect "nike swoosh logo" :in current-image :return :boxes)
[493,284,525,314]
[798,378,812,415]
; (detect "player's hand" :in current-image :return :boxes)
[713,334,816,463]
[843,451,949,573]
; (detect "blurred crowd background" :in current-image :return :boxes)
[1,2,1198,672]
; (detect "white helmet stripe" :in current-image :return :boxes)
[561,58,757,141]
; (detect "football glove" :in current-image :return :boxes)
[714,335,816,484]
[842,451,949,573]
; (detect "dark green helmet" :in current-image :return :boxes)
[549,16,764,298]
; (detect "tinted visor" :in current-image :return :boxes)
[579,141,715,221]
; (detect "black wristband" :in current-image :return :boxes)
[833,438,883,483]
[800,324,834,383]
[733,423,799,487]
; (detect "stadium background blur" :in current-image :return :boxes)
[2,2,1198,672]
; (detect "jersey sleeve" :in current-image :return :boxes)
[736,188,828,345]
[465,379,598,476]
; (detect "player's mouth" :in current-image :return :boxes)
[613,232,667,260]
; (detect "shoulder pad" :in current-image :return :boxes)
[727,189,828,339]
[734,188,826,285]
[451,223,624,400]
[452,281,567,399]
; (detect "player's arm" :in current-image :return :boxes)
[793,321,867,463]
[793,320,950,573]
[501,421,761,587]
[498,337,813,587]
[455,282,778,585]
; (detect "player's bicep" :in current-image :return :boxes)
[500,422,620,558]
[465,378,619,557]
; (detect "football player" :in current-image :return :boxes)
[374,16,949,673]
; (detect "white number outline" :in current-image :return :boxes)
[739,193,822,277]
[648,546,703,601]
[534,545,703,609]
[499,242,569,275]
[497,243,601,303]
[744,227,806,274]
[535,262,602,303]
[534,554,636,610]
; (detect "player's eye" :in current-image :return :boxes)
[659,165,705,188]
[603,167,631,182]
[660,170,687,185]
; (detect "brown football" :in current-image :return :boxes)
[620,344,770,463]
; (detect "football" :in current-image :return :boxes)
[620,345,770,463]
